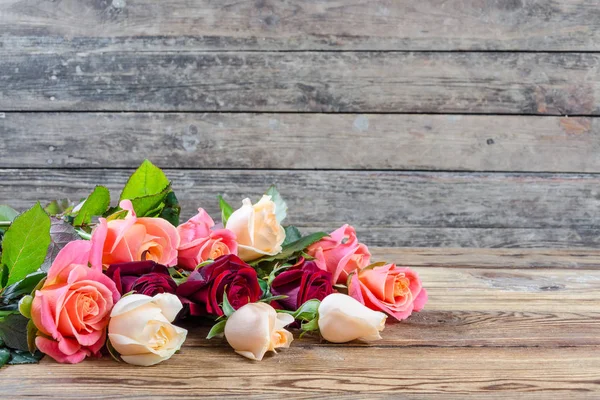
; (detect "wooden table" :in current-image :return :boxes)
[3,247,599,399]
[2,0,600,398]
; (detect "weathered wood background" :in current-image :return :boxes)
[1,0,600,398]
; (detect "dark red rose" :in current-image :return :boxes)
[176,254,262,317]
[105,260,177,296]
[270,258,334,311]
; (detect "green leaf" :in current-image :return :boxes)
[43,199,74,216]
[0,348,9,367]
[0,265,7,289]
[300,317,320,334]
[8,349,44,365]
[73,186,110,227]
[206,320,227,339]
[41,218,80,272]
[265,185,287,224]
[0,205,19,233]
[120,160,171,217]
[121,160,170,200]
[282,226,302,246]
[0,313,29,351]
[159,191,181,226]
[218,195,234,225]
[129,185,171,218]
[221,291,235,318]
[293,299,321,322]
[1,203,51,287]
[258,279,269,297]
[249,232,327,266]
[0,271,45,306]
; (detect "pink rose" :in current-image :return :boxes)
[306,224,371,284]
[31,240,120,363]
[91,200,180,268]
[348,263,427,321]
[177,208,238,270]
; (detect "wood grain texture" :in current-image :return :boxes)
[3,249,600,398]
[1,168,599,248]
[2,52,600,114]
[371,247,600,270]
[2,347,599,398]
[2,113,600,172]
[2,0,600,51]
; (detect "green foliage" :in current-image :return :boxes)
[159,191,181,226]
[43,199,74,217]
[221,291,235,318]
[206,320,227,339]
[0,313,29,352]
[249,232,327,266]
[0,203,51,287]
[282,226,302,246]
[73,186,110,227]
[0,205,19,233]
[0,271,45,309]
[218,195,234,225]
[265,185,287,224]
[120,160,172,217]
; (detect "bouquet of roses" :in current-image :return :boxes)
[0,160,427,366]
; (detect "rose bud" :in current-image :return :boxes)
[176,254,262,317]
[225,195,285,262]
[224,302,294,361]
[108,293,187,366]
[177,208,238,271]
[270,258,334,311]
[306,224,371,284]
[348,263,427,321]
[318,293,387,343]
[105,260,177,296]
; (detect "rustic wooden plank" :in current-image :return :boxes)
[371,248,600,270]
[182,309,600,348]
[2,113,600,172]
[3,347,599,398]
[2,0,600,51]
[1,169,599,248]
[2,52,599,114]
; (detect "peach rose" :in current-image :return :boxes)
[225,195,285,262]
[224,302,294,361]
[91,200,180,268]
[318,293,386,343]
[31,240,120,364]
[177,208,238,270]
[348,263,427,321]
[306,224,371,284]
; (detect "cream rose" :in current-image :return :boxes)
[108,293,188,366]
[318,293,387,343]
[224,302,294,361]
[225,195,285,262]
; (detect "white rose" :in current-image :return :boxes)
[108,293,188,366]
[318,293,387,343]
[225,195,285,262]
[224,302,294,361]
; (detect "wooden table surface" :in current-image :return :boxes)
[3,247,599,399]
[2,0,600,398]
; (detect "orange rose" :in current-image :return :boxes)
[91,200,180,268]
[348,264,427,321]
